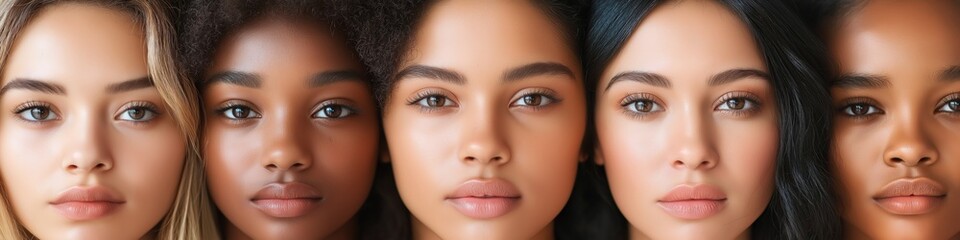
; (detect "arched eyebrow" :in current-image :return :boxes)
[106,77,153,93]
[309,70,366,87]
[939,65,960,82]
[204,71,261,88]
[395,62,575,86]
[395,65,465,85]
[833,74,891,89]
[0,78,66,95]
[603,68,769,94]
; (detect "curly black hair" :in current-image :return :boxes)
[175,1,407,239]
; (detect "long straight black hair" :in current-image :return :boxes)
[584,0,842,239]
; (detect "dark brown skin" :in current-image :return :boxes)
[382,0,586,239]
[203,16,379,240]
[594,1,776,239]
[828,0,960,239]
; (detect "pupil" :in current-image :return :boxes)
[233,108,247,118]
[129,109,144,119]
[31,108,48,120]
[635,101,651,112]
[852,105,866,115]
[524,95,541,106]
[325,106,341,117]
[428,96,444,107]
[727,99,743,109]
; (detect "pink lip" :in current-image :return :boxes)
[657,184,727,220]
[251,183,323,218]
[49,186,125,221]
[873,178,946,215]
[445,179,521,219]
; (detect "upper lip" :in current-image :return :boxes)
[446,179,521,199]
[873,178,946,199]
[659,184,727,202]
[50,186,125,204]
[251,182,323,201]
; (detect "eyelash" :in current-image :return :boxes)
[619,93,664,120]
[12,101,59,125]
[405,89,456,113]
[511,88,562,111]
[837,97,884,120]
[117,101,161,125]
[714,92,762,117]
[215,101,261,124]
[935,93,960,115]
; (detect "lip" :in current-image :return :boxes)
[49,186,125,221]
[657,184,727,220]
[873,178,946,215]
[251,182,323,218]
[444,179,521,219]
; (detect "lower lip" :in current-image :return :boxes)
[252,199,321,218]
[874,196,944,215]
[52,202,121,221]
[447,197,519,219]
[657,200,725,220]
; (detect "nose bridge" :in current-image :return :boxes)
[883,107,938,167]
[63,107,112,173]
[458,97,510,165]
[670,101,718,170]
[261,108,312,172]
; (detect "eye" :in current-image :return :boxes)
[313,105,355,119]
[841,103,883,117]
[220,105,260,120]
[715,97,758,111]
[116,104,159,122]
[15,105,59,122]
[623,99,663,113]
[412,95,456,108]
[936,98,960,113]
[511,94,556,107]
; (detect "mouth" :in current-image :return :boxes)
[49,186,125,221]
[444,179,521,219]
[251,182,324,218]
[872,178,946,215]
[656,184,727,220]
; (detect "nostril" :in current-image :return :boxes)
[672,160,684,168]
[464,156,477,162]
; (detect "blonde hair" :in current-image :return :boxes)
[0,0,219,239]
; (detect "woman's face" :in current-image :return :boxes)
[595,1,777,239]
[0,3,185,239]
[828,1,960,239]
[203,17,379,239]
[382,1,585,239]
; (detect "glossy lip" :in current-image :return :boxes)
[873,178,946,215]
[251,182,324,218]
[49,186,125,221]
[444,179,521,219]
[657,184,727,220]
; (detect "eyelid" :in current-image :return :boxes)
[312,99,359,118]
[509,88,562,108]
[935,93,960,113]
[713,92,761,109]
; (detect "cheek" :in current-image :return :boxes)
[831,121,885,200]
[0,125,62,216]
[383,111,457,193]
[113,123,186,215]
[595,115,663,209]
[203,125,260,204]
[715,119,778,207]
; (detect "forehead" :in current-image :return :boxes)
[405,0,578,75]
[3,3,147,85]
[830,0,960,77]
[605,0,764,80]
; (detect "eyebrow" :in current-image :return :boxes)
[394,65,465,85]
[832,74,891,89]
[708,69,770,86]
[502,62,575,82]
[939,65,960,82]
[205,71,261,88]
[0,78,66,95]
[604,71,671,92]
[106,77,154,93]
[309,70,366,87]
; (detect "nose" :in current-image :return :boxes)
[670,109,719,171]
[62,112,113,174]
[458,106,510,166]
[882,114,938,167]
[260,115,312,172]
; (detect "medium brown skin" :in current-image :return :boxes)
[382,0,586,239]
[595,1,777,239]
[203,16,378,240]
[0,3,185,239]
[827,1,960,239]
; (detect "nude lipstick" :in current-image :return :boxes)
[251,182,323,218]
[657,184,727,220]
[873,178,946,215]
[50,186,125,221]
[445,179,521,219]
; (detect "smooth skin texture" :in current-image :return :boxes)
[382,0,586,239]
[203,16,378,240]
[595,1,777,239]
[828,0,960,239]
[0,3,185,239]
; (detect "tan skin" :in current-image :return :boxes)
[827,1,960,239]
[382,0,586,239]
[595,1,777,239]
[0,3,185,239]
[203,16,379,240]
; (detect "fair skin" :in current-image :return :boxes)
[595,1,777,239]
[382,0,585,239]
[0,3,185,239]
[828,0,960,239]
[203,16,378,240]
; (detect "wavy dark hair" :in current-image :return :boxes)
[175,1,406,239]
[344,0,600,239]
[584,0,842,239]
